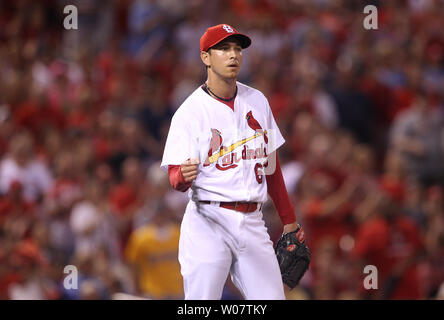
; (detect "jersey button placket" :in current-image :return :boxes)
[235,103,247,201]
[242,106,252,202]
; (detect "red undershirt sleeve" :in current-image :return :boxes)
[266,154,297,225]
[168,165,192,192]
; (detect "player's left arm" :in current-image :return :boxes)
[262,95,304,237]
[266,152,305,239]
[270,156,310,289]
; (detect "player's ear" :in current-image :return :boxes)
[201,50,211,68]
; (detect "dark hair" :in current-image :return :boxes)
[205,49,211,70]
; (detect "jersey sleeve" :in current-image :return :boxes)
[160,109,199,172]
[266,154,297,225]
[168,165,192,192]
[264,97,285,155]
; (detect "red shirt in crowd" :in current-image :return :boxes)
[302,196,354,253]
[353,215,424,299]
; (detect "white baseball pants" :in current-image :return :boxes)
[178,200,285,300]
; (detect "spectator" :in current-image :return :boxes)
[353,196,425,299]
[108,157,148,250]
[0,130,53,202]
[125,203,183,299]
[422,186,444,298]
[126,0,168,63]
[389,91,444,186]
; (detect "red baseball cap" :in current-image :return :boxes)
[200,24,251,52]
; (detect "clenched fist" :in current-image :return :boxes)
[181,159,200,183]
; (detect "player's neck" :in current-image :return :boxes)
[206,74,237,100]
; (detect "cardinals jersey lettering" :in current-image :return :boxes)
[161,82,285,203]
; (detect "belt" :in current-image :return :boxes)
[199,201,262,213]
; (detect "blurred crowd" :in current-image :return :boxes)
[0,0,443,300]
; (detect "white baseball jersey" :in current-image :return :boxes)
[161,81,285,203]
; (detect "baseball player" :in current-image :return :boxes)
[161,24,306,300]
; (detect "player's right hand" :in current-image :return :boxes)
[181,159,199,183]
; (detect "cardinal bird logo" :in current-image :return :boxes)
[246,111,268,144]
[203,128,223,166]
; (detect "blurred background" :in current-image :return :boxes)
[0,0,443,300]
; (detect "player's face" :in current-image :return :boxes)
[204,39,243,79]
